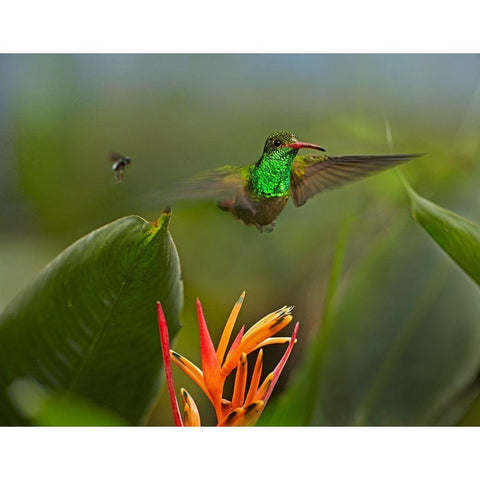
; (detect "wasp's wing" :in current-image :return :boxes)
[290,153,422,207]
[108,152,123,163]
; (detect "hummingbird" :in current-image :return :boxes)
[165,131,422,232]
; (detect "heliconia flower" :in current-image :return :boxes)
[156,292,299,426]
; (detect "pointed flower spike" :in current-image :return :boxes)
[222,313,293,375]
[181,388,201,427]
[239,314,293,356]
[262,322,300,405]
[236,400,264,427]
[196,299,222,403]
[245,349,263,405]
[217,406,244,427]
[222,401,265,427]
[256,372,274,401]
[156,302,183,427]
[256,337,295,349]
[232,353,248,409]
[170,350,213,404]
[221,325,245,373]
[216,291,245,364]
[241,306,293,343]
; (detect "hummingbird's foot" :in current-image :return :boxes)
[256,222,275,233]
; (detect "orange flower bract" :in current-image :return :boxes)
[157,292,299,426]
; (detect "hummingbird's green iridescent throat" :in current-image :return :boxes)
[249,131,325,199]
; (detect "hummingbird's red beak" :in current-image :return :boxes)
[287,141,326,152]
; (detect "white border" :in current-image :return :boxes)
[1,427,479,479]
[1,1,479,53]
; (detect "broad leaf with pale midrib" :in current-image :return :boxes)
[0,213,182,425]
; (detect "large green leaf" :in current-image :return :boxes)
[263,214,480,425]
[0,213,183,425]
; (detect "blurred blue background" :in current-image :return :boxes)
[1,54,480,424]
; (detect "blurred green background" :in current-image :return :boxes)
[1,54,480,425]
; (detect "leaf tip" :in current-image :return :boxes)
[149,208,172,233]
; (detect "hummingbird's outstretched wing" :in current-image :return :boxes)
[158,165,254,212]
[290,153,422,207]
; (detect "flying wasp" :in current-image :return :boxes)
[108,152,132,183]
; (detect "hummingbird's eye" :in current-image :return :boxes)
[273,139,282,147]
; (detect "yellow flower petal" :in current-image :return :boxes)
[231,353,248,409]
[216,291,245,365]
[245,349,263,405]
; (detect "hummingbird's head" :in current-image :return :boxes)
[263,131,326,156]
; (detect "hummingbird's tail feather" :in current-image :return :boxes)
[134,165,249,213]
